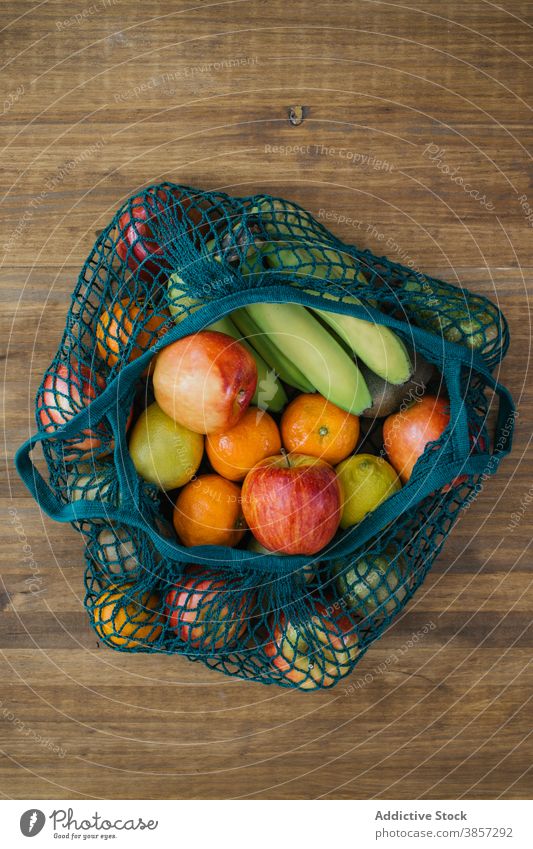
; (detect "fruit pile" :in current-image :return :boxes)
[19,185,513,690]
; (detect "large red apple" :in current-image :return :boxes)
[264,601,359,689]
[242,453,342,555]
[153,331,257,434]
[164,567,252,651]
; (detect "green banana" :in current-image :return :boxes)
[249,197,321,241]
[231,308,314,393]
[311,294,412,385]
[257,241,411,385]
[256,238,367,287]
[244,302,372,415]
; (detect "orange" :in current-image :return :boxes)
[206,407,282,481]
[173,474,247,548]
[93,582,162,649]
[96,297,169,368]
[281,393,360,465]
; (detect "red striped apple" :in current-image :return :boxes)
[116,189,208,280]
[164,568,252,650]
[37,361,132,461]
[242,453,342,555]
[153,331,257,434]
[264,602,359,689]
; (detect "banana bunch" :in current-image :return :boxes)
[165,206,417,416]
[220,230,412,414]
[254,240,412,385]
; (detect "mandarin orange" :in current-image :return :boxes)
[206,408,281,481]
[281,393,360,465]
[173,474,247,548]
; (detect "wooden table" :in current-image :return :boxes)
[1,0,531,800]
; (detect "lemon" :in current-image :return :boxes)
[129,402,204,490]
[336,453,401,528]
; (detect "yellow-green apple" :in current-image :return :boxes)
[128,401,204,489]
[241,453,342,555]
[264,602,359,689]
[333,553,408,621]
[153,331,257,434]
[164,568,252,650]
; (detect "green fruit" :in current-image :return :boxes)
[401,277,502,352]
[333,553,407,619]
[167,273,203,321]
[258,241,410,383]
[129,402,204,490]
[245,302,372,415]
[257,239,369,289]
[312,296,412,385]
[232,307,314,393]
[250,197,321,240]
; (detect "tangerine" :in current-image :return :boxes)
[96,298,169,368]
[173,474,247,548]
[281,393,360,465]
[206,407,281,481]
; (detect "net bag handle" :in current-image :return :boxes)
[15,285,515,532]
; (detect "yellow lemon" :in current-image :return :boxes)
[336,453,401,528]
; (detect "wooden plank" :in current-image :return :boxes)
[1,0,531,801]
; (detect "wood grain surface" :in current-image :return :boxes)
[1,0,531,800]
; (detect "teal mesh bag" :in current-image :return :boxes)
[15,184,515,690]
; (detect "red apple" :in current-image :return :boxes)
[153,331,257,434]
[383,395,450,483]
[242,453,342,555]
[264,601,359,689]
[37,361,132,461]
[164,568,252,650]
[116,189,208,280]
